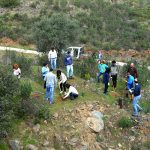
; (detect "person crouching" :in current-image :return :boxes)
[63,83,78,100]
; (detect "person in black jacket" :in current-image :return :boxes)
[132,79,142,117]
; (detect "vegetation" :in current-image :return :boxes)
[0,0,20,7]
[117,116,134,128]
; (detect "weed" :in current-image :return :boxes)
[117,116,134,128]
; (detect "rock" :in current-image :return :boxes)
[33,124,40,133]
[43,140,49,147]
[27,144,38,150]
[86,117,104,132]
[87,104,94,111]
[53,113,58,119]
[129,136,135,142]
[9,140,21,150]
[91,111,103,120]
[68,138,79,146]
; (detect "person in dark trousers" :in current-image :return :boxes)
[127,63,138,79]
[132,79,142,117]
[57,70,67,94]
[111,60,118,89]
[63,83,78,100]
[64,51,74,79]
[103,68,111,94]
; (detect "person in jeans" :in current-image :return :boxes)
[57,70,67,94]
[103,68,110,94]
[132,79,142,117]
[63,83,78,100]
[64,51,73,79]
[48,47,57,70]
[44,68,57,104]
[41,62,49,88]
[97,60,108,83]
[111,60,118,89]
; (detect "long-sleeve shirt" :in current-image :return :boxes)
[64,54,73,66]
[127,75,134,85]
[133,84,140,96]
[44,72,57,87]
[127,67,138,78]
[42,66,49,78]
[60,73,67,83]
[64,86,78,98]
[13,68,21,78]
[111,65,118,75]
[98,64,108,73]
[48,50,57,60]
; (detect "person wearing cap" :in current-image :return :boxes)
[48,47,57,70]
[111,60,118,89]
[132,79,142,117]
[127,63,138,79]
[44,68,57,104]
[64,51,73,79]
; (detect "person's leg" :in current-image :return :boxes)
[104,83,108,94]
[136,95,142,111]
[53,58,56,70]
[70,65,73,78]
[66,65,70,78]
[59,83,63,93]
[63,82,66,92]
[114,74,117,88]
[69,93,74,100]
[50,59,53,69]
[97,72,100,83]
[132,96,138,116]
[49,86,54,104]
[44,81,46,89]
[46,86,50,100]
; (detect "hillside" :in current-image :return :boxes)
[0,0,150,51]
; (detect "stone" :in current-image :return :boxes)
[129,136,135,142]
[91,111,103,120]
[9,140,21,150]
[43,140,49,147]
[68,138,79,146]
[33,124,40,133]
[26,144,38,150]
[53,113,58,119]
[86,117,104,132]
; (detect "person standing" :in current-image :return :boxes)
[127,63,138,79]
[127,72,134,91]
[132,79,142,117]
[57,70,67,94]
[111,60,118,89]
[103,68,110,94]
[64,51,73,79]
[63,83,78,100]
[44,68,57,105]
[41,62,49,88]
[48,47,57,70]
[98,50,103,61]
[97,60,108,83]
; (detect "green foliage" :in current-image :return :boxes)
[20,81,32,100]
[117,116,134,128]
[0,65,20,139]
[0,0,20,7]
[34,13,80,53]
[38,54,49,66]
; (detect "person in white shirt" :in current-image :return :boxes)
[57,70,67,94]
[63,83,78,100]
[13,64,21,79]
[48,47,57,70]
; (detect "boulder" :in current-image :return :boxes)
[33,124,40,133]
[9,140,21,150]
[86,117,104,132]
[27,144,38,150]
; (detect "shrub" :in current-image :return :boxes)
[20,81,32,100]
[0,0,20,7]
[117,116,134,128]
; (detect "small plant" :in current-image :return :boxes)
[0,0,20,7]
[117,116,134,128]
[84,73,91,80]
[20,81,32,100]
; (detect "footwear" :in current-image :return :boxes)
[64,92,67,95]
[132,114,138,117]
[60,91,63,94]
[45,98,48,101]
[138,109,142,112]
[69,76,74,79]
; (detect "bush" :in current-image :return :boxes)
[0,0,20,7]
[117,116,134,128]
[20,81,32,100]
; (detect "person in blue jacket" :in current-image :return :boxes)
[127,72,134,91]
[64,51,73,79]
[132,79,142,117]
[103,67,111,94]
[97,60,108,83]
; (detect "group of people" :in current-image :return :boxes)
[97,59,141,117]
[42,47,78,105]
[12,48,142,117]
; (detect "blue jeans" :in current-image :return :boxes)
[97,72,104,83]
[46,85,54,103]
[132,95,142,116]
[50,58,56,70]
[66,65,73,78]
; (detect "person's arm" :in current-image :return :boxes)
[63,87,71,99]
[134,68,138,78]
[48,51,51,61]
